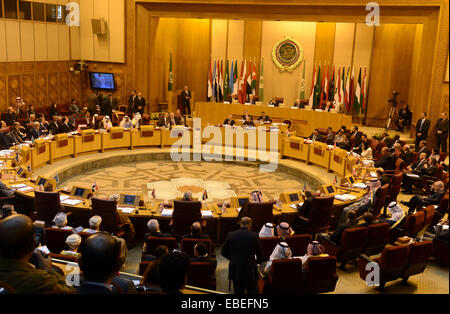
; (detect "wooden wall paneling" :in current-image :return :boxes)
[20,22,35,62]
[333,23,355,68]
[80,0,94,61]
[126,0,136,93]
[59,25,71,61]
[70,72,82,104]
[34,23,48,62]
[135,4,152,102]
[47,24,60,61]
[109,0,125,63]
[22,73,36,107]
[48,72,60,105]
[8,75,22,107]
[243,20,262,95]
[227,20,244,65]
[211,19,228,61]
[59,71,70,104]
[0,75,7,112]
[313,22,336,66]
[35,72,48,109]
[5,21,22,62]
[0,21,7,62]
[365,24,417,127]
[93,0,110,62]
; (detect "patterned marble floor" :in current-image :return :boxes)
[58,161,309,204]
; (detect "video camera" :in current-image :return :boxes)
[388,91,400,107]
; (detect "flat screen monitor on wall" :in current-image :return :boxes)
[89,72,116,90]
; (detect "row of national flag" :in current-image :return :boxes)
[207,58,261,104]
[307,63,368,115]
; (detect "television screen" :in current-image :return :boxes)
[238,198,249,207]
[289,193,299,202]
[74,188,85,197]
[89,72,115,90]
[17,168,24,175]
[38,178,47,186]
[123,195,136,205]
[326,186,335,194]
[349,176,355,184]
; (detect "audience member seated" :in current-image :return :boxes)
[276,222,295,239]
[231,94,239,104]
[83,216,102,234]
[159,252,190,294]
[268,97,278,107]
[359,212,377,227]
[308,129,323,143]
[181,221,209,240]
[51,212,73,230]
[0,215,72,293]
[77,233,124,294]
[60,234,82,259]
[120,116,133,129]
[379,202,405,226]
[402,152,429,194]
[401,144,413,164]
[4,107,17,126]
[320,210,358,246]
[326,127,335,145]
[374,147,396,170]
[248,94,256,105]
[259,222,275,238]
[174,109,185,126]
[416,140,430,155]
[401,181,445,214]
[223,114,235,126]
[0,205,17,220]
[0,182,16,198]
[169,112,177,128]
[99,116,113,131]
[29,122,42,141]
[300,241,328,270]
[296,190,313,218]
[322,101,332,112]
[241,110,253,121]
[139,246,169,291]
[142,245,169,262]
[360,141,373,159]
[132,112,142,128]
[59,116,73,134]
[191,242,217,280]
[144,219,172,243]
[264,242,292,276]
[293,98,304,109]
[257,112,271,123]
[243,116,255,127]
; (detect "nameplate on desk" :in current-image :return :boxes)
[268,105,275,108]
[83,135,95,143]
[201,210,213,218]
[335,194,357,202]
[57,139,68,148]
[118,207,135,214]
[333,154,342,163]
[111,132,124,139]
[11,184,27,189]
[38,145,46,154]
[290,142,300,150]
[313,147,323,156]
[141,131,154,137]
[352,183,367,189]
[17,186,34,192]
[290,107,299,110]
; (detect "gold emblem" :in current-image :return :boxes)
[272,37,303,72]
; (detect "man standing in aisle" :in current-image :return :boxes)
[435,112,449,153]
[181,85,192,116]
[415,112,430,148]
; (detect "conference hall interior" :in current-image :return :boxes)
[0,0,448,296]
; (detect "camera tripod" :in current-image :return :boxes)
[385,103,399,130]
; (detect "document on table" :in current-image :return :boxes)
[118,207,135,214]
[11,184,28,189]
[335,194,357,201]
[406,173,420,178]
[290,203,303,210]
[201,210,213,218]
[61,199,83,206]
[161,209,173,217]
[353,183,367,189]
[60,195,70,201]
[17,186,34,192]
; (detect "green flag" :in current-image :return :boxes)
[299,60,306,100]
[224,60,230,101]
[313,65,321,108]
[168,53,173,91]
[258,58,264,102]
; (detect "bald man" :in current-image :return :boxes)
[0,215,72,294]
[221,217,263,294]
[78,233,124,294]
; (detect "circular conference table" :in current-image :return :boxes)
[1,123,371,244]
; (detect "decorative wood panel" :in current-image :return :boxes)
[8,75,21,107]
[35,73,48,109]
[48,73,59,105]
[0,76,6,110]
[59,72,70,104]
[22,74,35,106]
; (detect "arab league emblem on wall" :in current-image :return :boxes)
[272,37,303,72]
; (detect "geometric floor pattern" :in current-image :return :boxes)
[58,161,306,203]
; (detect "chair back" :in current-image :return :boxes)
[246,202,274,233]
[364,223,390,255]
[144,236,178,255]
[269,259,303,293]
[285,234,312,256]
[390,172,403,186]
[180,238,212,258]
[34,191,61,226]
[378,245,409,280]
[139,261,153,276]
[420,205,435,231]
[0,281,16,294]
[91,197,120,235]
[49,253,78,263]
[172,200,202,236]
[403,241,433,278]
[339,227,369,260]
[259,237,280,262]
[403,211,425,238]
[303,256,338,294]
[187,262,215,290]
[395,158,405,171]
[44,227,74,253]
[410,152,419,164]
[371,184,389,219]
[308,196,335,233]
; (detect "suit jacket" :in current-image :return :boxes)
[158,117,170,128]
[329,221,358,245]
[135,97,145,113]
[128,95,139,113]
[416,145,430,156]
[423,191,444,206]
[412,159,428,173]
[49,121,59,135]
[374,154,396,170]
[181,90,191,105]
[112,275,137,294]
[416,118,430,138]
[297,197,313,218]
[169,118,177,128]
[326,133,335,145]
[59,123,72,134]
[257,115,271,122]
[4,112,17,126]
[190,256,217,279]
[435,118,449,136]
[77,282,115,294]
[4,132,22,148]
[243,120,255,127]
[309,133,323,142]
[223,119,235,126]
[221,227,263,282]
[29,128,41,140]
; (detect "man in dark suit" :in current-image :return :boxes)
[59,117,72,134]
[257,112,271,123]
[416,140,430,156]
[324,210,358,245]
[48,116,60,135]
[181,222,210,240]
[221,217,263,294]
[401,181,445,214]
[4,107,17,126]
[78,233,124,294]
[293,98,304,109]
[326,127,335,145]
[402,152,429,194]
[128,90,137,114]
[296,190,314,218]
[29,122,41,141]
[435,112,449,153]
[241,110,253,121]
[223,114,235,126]
[191,242,217,281]
[100,94,115,118]
[169,112,177,128]
[135,92,146,114]
[308,129,323,142]
[144,219,172,243]
[415,112,431,148]
[181,86,192,116]
[374,147,396,170]
[87,92,99,116]
[157,112,171,129]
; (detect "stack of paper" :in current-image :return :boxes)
[60,195,70,201]
[353,183,367,189]
[406,173,420,178]
[118,207,135,214]
[335,194,357,201]
[201,210,213,218]
[12,184,28,189]
[161,209,173,217]
[17,186,34,192]
[61,199,83,206]
[370,172,377,178]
